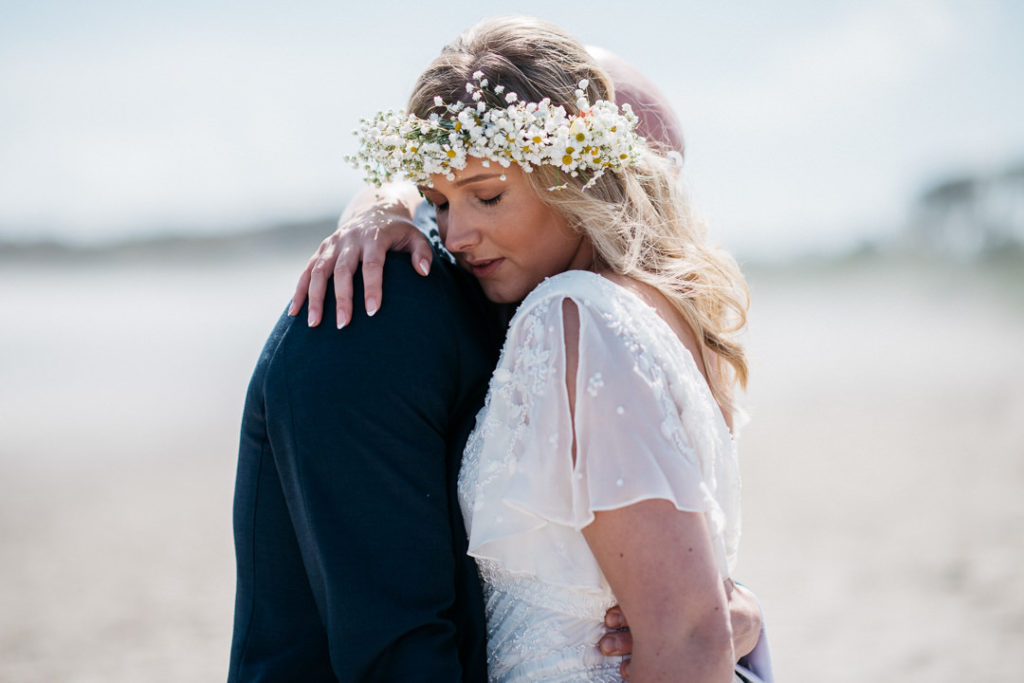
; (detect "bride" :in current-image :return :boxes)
[309,17,752,682]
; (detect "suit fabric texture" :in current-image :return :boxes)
[229,252,501,682]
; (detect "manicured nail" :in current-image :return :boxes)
[418,259,430,276]
[287,301,297,316]
[366,298,378,317]
[307,311,316,326]
[336,310,347,329]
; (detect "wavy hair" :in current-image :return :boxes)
[408,16,749,408]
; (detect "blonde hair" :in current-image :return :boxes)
[409,16,749,407]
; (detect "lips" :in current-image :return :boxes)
[466,257,505,278]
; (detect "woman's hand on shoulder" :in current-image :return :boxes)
[289,183,433,328]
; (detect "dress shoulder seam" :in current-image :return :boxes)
[510,270,616,327]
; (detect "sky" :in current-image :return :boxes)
[1,0,1021,257]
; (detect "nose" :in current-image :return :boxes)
[442,206,480,255]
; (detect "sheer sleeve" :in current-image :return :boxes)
[461,272,739,593]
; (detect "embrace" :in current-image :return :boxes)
[228,16,772,683]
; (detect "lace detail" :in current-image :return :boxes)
[459,270,742,682]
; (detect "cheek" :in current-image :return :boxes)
[435,213,448,241]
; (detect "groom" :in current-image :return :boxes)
[229,49,768,682]
[228,202,503,680]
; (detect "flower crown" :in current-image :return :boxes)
[347,71,643,190]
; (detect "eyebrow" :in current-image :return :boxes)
[417,172,503,197]
[454,172,503,188]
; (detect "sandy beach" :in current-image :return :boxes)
[1,251,1022,682]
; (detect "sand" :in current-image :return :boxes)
[1,253,1022,681]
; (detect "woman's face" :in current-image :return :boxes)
[421,157,593,303]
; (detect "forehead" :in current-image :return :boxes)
[424,156,521,192]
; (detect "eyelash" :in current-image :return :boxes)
[428,194,501,212]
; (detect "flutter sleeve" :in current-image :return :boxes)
[462,275,737,592]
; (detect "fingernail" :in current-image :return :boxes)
[287,302,297,316]
[366,298,378,317]
[336,310,347,329]
[418,259,430,275]
[307,312,316,326]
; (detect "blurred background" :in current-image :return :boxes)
[1,1,1022,681]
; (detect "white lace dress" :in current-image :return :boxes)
[457,271,742,682]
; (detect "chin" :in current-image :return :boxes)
[480,281,525,304]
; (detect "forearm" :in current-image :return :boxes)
[339,181,420,224]
[629,620,735,683]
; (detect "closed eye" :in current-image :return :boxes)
[479,193,503,207]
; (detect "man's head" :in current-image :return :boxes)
[586,45,685,160]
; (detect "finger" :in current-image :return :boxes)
[333,246,359,329]
[620,657,631,680]
[604,605,627,629]
[411,239,433,277]
[307,255,334,327]
[361,241,387,317]
[288,258,315,316]
[598,629,633,657]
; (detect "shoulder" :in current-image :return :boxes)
[261,252,496,399]
[378,251,469,306]
[511,270,619,325]
[507,270,648,347]
[282,252,487,350]
[497,271,638,392]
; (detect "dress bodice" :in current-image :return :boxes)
[458,270,741,682]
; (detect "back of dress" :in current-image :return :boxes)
[458,270,741,682]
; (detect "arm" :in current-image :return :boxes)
[563,299,734,682]
[598,581,763,672]
[584,503,735,682]
[289,182,432,327]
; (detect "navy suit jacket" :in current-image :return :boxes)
[229,252,502,681]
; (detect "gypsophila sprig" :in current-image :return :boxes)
[347,73,642,190]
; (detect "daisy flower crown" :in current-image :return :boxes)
[347,71,643,191]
